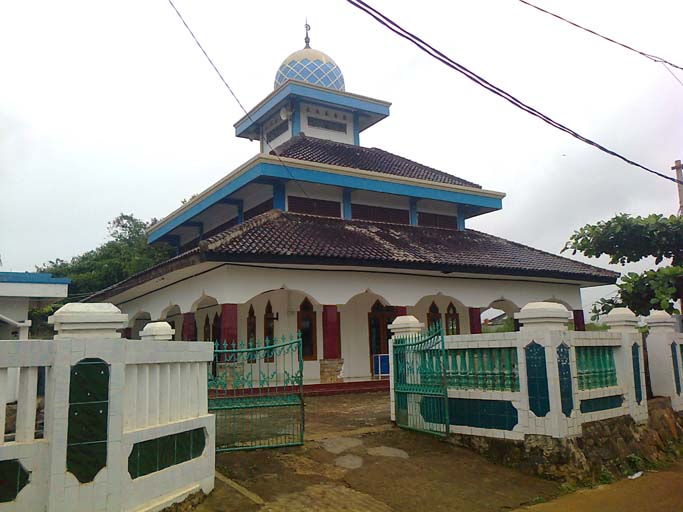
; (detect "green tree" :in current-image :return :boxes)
[38,213,174,298]
[564,213,683,318]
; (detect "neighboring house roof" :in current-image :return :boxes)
[0,272,71,285]
[86,210,618,303]
[272,135,482,189]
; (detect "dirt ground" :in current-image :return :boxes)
[195,391,683,511]
[197,391,562,512]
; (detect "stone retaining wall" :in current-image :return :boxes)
[448,397,683,485]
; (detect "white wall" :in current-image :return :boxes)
[116,264,583,322]
[300,102,354,145]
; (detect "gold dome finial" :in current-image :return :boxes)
[304,20,311,48]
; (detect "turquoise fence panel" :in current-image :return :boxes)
[444,347,519,392]
[67,358,109,483]
[525,342,550,417]
[580,395,624,413]
[208,334,304,452]
[557,343,573,417]
[632,343,643,405]
[393,324,449,437]
[576,346,617,390]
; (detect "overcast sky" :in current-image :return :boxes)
[1,0,681,313]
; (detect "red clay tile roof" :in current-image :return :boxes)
[201,210,617,283]
[272,135,482,189]
[86,210,617,302]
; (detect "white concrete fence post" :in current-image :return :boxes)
[514,302,571,438]
[603,307,649,423]
[387,316,424,422]
[645,310,683,411]
[46,303,128,512]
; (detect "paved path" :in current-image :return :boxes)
[517,461,683,512]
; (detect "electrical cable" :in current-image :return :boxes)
[344,0,683,186]
[166,0,314,203]
[517,0,683,72]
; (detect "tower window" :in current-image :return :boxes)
[307,116,347,133]
[266,120,289,143]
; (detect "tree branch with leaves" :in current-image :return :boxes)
[564,214,683,318]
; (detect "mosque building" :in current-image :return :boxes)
[87,29,616,385]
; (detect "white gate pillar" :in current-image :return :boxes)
[387,316,424,422]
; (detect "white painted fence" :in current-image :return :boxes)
[0,304,214,512]
[645,310,683,412]
[389,302,648,441]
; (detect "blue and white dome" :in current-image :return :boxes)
[274,47,345,91]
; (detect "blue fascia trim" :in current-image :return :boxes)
[148,161,502,243]
[148,166,260,243]
[256,162,502,209]
[273,181,286,210]
[353,111,360,145]
[342,189,353,219]
[235,82,390,138]
[0,272,71,285]
[409,198,418,226]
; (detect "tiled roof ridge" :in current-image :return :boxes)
[271,135,482,189]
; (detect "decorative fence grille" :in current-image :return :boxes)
[576,346,617,390]
[393,324,449,436]
[443,347,519,392]
[208,335,304,452]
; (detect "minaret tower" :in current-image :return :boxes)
[234,24,391,152]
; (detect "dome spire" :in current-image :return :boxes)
[304,20,311,48]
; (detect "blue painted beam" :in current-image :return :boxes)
[273,182,286,210]
[342,189,353,219]
[457,206,466,231]
[291,99,301,135]
[353,112,360,145]
[409,198,418,226]
[148,161,501,243]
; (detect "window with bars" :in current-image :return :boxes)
[288,196,341,217]
[418,212,458,229]
[351,204,410,224]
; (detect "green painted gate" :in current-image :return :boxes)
[208,335,304,452]
[393,324,450,436]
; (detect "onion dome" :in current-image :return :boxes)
[274,24,345,91]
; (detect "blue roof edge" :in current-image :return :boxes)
[0,272,71,285]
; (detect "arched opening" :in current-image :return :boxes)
[264,301,276,362]
[445,302,460,335]
[368,300,397,376]
[247,305,256,362]
[130,312,152,340]
[298,298,317,361]
[482,298,520,332]
[427,301,441,330]
[203,316,211,342]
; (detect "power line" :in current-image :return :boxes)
[344,0,683,186]
[166,0,312,201]
[517,0,683,73]
[662,63,683,88]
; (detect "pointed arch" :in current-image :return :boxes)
[427,301,441,329]
[298,298,317,361]
[445,302,461,335]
